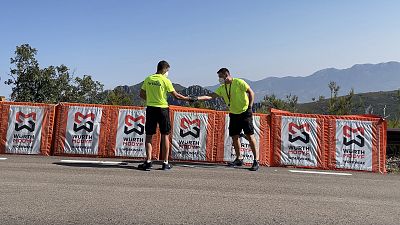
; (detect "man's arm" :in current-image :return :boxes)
[140,89,146,100]
[196,92,219,101]
[246,87,255,109]
[170,91,190,101]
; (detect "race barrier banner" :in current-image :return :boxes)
[214,111,270,166]
[53,103,111,157]
[0,102,55,155]
[0,101,387,173]
[108,106,160,160]
[270,109,327,169]
[270,109,387,173]
[169,106,215,162]
[327,115,386,173]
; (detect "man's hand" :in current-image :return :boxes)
[249,105,256,113]
[171,91,191,101]
[196,93,219,101]
[188,96,198,103]
[247,105,255,115]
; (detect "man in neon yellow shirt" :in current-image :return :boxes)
[139,60,191,170]
[196,68,259,171]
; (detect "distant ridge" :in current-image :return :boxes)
[113,62,400,107]
[205,61,400,103]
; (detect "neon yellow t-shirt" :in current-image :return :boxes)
[141,74,175,108]
[215,78,250,114]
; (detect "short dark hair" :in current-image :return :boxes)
[217,68,230,75]
[157,60,170,72]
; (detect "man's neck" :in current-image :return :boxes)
[225,77,233,84]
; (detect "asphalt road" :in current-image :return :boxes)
[0,155,399,225]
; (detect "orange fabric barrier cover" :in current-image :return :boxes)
[0,101,387,173]
[0,102,55,155]
[326,114,386,173]
[270,109,387,173]
[53,103,112,157]
[108,105,160,160]
[168,106,215,162]
[214,111,270,166]
[270,109,328,169]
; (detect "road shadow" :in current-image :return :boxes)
[52,162,144,171]
[53,160,254,171]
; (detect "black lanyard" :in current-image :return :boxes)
[224,83,232,107]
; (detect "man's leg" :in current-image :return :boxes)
[246,134,259,161]
[138,134,154,170]
[161,134,170,163]
[228,113,244,166]
[139,106,156,170]
[159,108,172,170]
[145,134,153,162]
[232,135,243,160]
[227,135,244,167]
[243,112,259,171]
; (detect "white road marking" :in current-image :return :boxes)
[0,158,7,160]
[180,165,196,168]
[289,170,352,176]
[60,159,126,165]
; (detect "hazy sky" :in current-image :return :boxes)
[1,0,400,97]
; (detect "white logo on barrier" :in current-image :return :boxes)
[64,106,102,155]
[5,106,44,154]
[223,115,260,164]
[115,109,146,157]
[335,120,373,171]
[281,116,319,167]
[171,112,208,161]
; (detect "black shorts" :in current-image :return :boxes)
[145,106,171,135]
[229,108,254,136]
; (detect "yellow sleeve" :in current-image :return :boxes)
[164,78,175,93]
[238,79,249,92]
[141,78,147,90]
[214,86,223,96]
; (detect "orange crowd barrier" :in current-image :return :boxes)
[168,106,216,162]
[214,111,271,166]
[0,101,388,173]
[270,109,328,169]
[0,102,55,155]
[270,109,387,173]
[326,114,386,173]
[53,103,112,157]
[108,105,160,160]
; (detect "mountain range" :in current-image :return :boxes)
[116,61,400,106]
[298,89,400,119]
[205,61,400,103]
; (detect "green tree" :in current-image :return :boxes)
[327,81,340,114]
[6,44,105,104]
[326,81,362,115]
[106,87,134,106]
[258,94,298,113]
[387,89,400,128]
[6,44,41,102]
[71,75,105,104]
[39,64,75,103]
